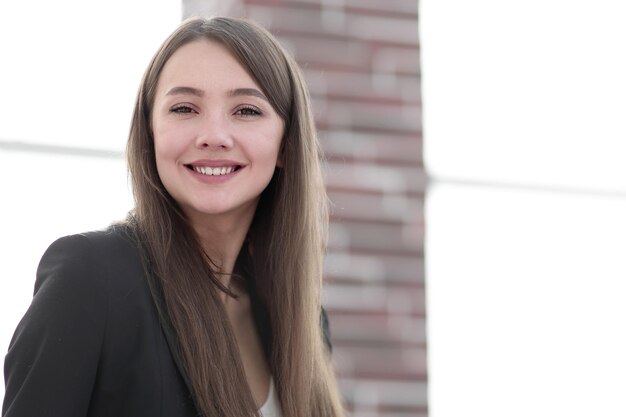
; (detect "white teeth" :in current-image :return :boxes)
[193,166,235,176]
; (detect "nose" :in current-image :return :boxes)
[194,113,234,150]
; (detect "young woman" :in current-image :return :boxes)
[2,17,345,417]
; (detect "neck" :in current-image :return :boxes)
[186,209,256,290]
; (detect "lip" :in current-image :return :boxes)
[184,159,245,184]
[186,159,245,168]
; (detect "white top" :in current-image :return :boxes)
[259,378,283,417]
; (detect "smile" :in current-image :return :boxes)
[186,163,245,177]
[192,166,235,176]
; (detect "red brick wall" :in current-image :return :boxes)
[184,1,426,416]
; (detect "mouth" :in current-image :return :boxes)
[185,164,244,176]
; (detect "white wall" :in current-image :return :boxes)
[0,0,181,403]
[421,1,626,416]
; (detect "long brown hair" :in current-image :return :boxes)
[126,17,344,417]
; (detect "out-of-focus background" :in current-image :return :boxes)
[1,1,626,416]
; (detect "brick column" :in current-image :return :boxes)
[184,2,426,416]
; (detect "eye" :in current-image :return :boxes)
[170,104,196,114]
[235,105,262,118]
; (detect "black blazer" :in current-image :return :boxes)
[2,224,331,417]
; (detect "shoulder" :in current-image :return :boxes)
[3,224,151,416]
[48,222,139,262]
[35,223,144,296]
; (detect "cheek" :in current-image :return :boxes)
[153,124,183,162]
[259,141,282,171]
[153,135,169,174]
[275,140,284,168]
[267,126,284,166]
[152,127,183,187]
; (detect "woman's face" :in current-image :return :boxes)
[151,40,284,224]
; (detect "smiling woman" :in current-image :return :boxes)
[2,17,345,417]
[152,40,284,230]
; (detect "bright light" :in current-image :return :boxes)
[421,0,626,193]
[421,1,626,416]
[426,183,626,417]
[0,0,181,403]
[0,0,181,151]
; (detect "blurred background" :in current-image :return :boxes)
[1,1,625,416]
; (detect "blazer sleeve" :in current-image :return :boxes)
[2,234,108,417]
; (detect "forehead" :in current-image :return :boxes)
[157,39,260,92]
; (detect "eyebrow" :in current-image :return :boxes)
[165,86,269,103]
[228,88,269,103]
[165,86,204,97]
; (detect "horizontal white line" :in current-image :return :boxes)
[0,140,122,159]
[429,176,626,199]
